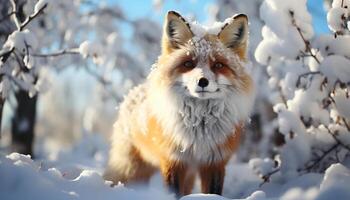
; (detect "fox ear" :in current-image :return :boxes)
[162,11,193,54]
[218,14,248,59]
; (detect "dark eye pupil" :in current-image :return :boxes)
[184,61,194,68]
[215,62,223,68]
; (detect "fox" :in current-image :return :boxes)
[104,11,255,197]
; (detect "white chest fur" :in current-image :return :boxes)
[148,86,254,164]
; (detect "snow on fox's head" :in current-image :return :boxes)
[154,11,253,100]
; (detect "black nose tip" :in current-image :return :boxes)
[198,77,209,88]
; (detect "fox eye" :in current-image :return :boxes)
[183,60,195,69]
[213,62,224,69]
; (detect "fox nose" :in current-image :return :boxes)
[198,77,209,88]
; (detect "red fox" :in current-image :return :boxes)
[104,11,255,197]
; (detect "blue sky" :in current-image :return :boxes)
[108,0,329,39]
[307,0,329,33]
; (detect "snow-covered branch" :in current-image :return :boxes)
[252,0,350,183]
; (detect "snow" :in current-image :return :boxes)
[308,125,334,148]
[255,0,314,63]
[4,30,38,52]
[332,87,350,119]
[317,163,350,200]
[181,194,230,200]
[34,0,49,13]
[34,0,58,13]
[1,0,350,200]
[0,137,174,200]
[188,16,233,37]
[327,7,348,32]
[2,146,350,200]
[280,187,318,200]
[180,192,267,200]
[255,26,305,64]
[327,0,350,33]
[273,103,306,136]
[1,131,349,200]
[254,0,350,196]
[259,0,313,39]
[249,158,278,178]
[286,77,329,125]
[79,41,103,65]
[245,191,267,200]
[332,0,350,8]
[319,55,350,85]
[23,55,35,69]
[313,35,350,58]
[328,123,350,146]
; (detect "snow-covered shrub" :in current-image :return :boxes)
[252,0,350,184]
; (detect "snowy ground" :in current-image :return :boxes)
[1,133,350,200]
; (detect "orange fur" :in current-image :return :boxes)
[104,11,253,197]
[125,115,242,196]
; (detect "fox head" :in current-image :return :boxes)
[153,11,253,100]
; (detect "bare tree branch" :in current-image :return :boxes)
[301,143,339,172]
[31,49,80,57]
[20,4,48,31]
[259,168,280,187]
[289,10,320,64]
[10,0,21,30]
[296,71,321,87]
[0,11,17,23]
[342,118,350,131]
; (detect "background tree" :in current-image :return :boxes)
[0,0,161,156]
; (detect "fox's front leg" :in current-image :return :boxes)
[199,163,225,195]
[160,161,190,197]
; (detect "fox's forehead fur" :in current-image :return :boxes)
[161,35,246,73]
[161,32,247,64]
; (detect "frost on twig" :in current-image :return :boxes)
[249,158,280,187]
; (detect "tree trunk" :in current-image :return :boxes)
[0,98,4,138]
[11,90,38,157]
[10,2,38,157]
